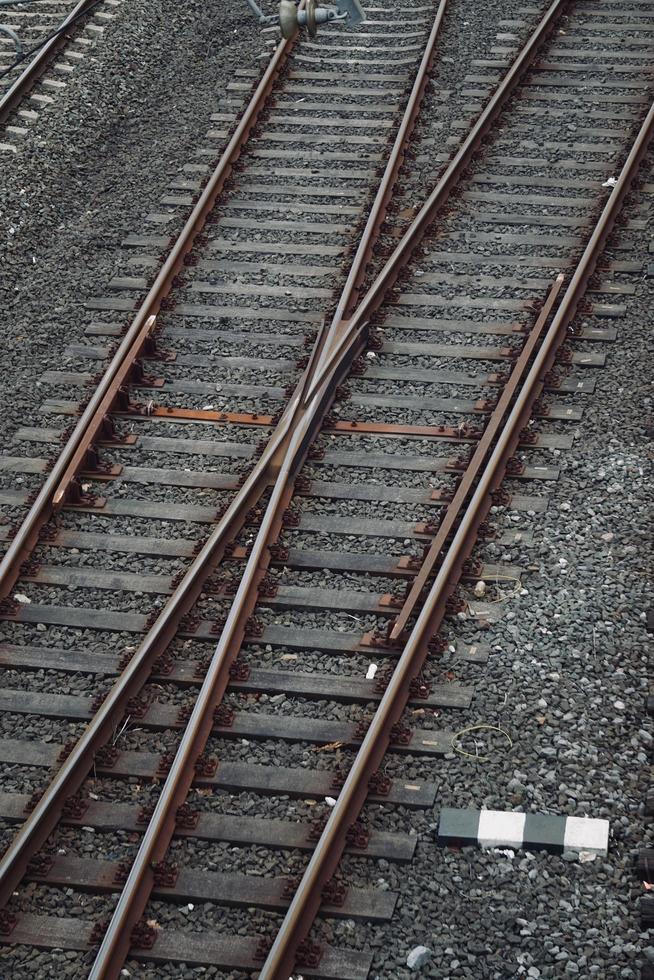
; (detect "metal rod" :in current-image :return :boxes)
[89,6,450,975]
[0,24,22,57]
[259,96,654,980]
[242,0,269,22]
[0,31,299,918]
[302,0,570,407]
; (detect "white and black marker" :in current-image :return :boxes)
[437,808,609,857]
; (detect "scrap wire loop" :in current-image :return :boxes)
[450,723,513,761]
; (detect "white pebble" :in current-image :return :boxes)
[407,946,432,970]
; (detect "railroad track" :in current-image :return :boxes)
[0,0,652,976]
[0,0,119,140]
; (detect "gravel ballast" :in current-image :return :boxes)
[0,0,265,447]
[0,0,652,978]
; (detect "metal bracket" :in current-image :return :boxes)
[333,0,365,26]
[242,0,278,24]
[279,0,343,37]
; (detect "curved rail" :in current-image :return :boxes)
[0,27,299,911]
[86,3,450,975]
[92,0,581,975]
[0,0,99,125]
[259,98,654,980]
[89,1,585,975]
[1,0,648,973]
[306,0,571,401]
[0,31,294,602]
[0,24,22,59]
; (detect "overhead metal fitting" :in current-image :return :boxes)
[244,0,365,37]
[279,0,341,37]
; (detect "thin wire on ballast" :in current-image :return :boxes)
[0,0,105,81]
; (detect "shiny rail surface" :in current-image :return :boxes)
[0,0,652,976]
[0,3,449,975]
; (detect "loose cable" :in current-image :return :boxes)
[450,723,513,762]
[0,0,106,81]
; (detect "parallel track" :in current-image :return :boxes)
[0,0,652,976]
[0,0,118,134]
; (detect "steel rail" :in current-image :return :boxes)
[0,418,294,907]
[387,280,567,639]
[0,0,98,125]
[86,5,450,975]
[0,0,560,601]
[390,111,654,641]
[0,31,300,909]
[92,3,574,973]
[0,0,634,967]
[302,0,571,406]
[259,99,654,980]
[0,31,293,602]
[326,0,447,324]
[0,313,157,599]
[87,444,298,980]
[51,316,159,509]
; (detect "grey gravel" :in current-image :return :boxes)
[0,0,651,978]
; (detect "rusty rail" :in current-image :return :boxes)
[0,313,156,598]
[0,0,101,125]
[0,0,646,970]
[86,4,450,975]
[304,0,571,405]
[259,98,654,980]
[328,0,448,323]
[0,29,299,909]
[387,278,567,640]
[91,1,582,975]
[0,33,294,603]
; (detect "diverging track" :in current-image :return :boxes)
[0,0,652,976]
